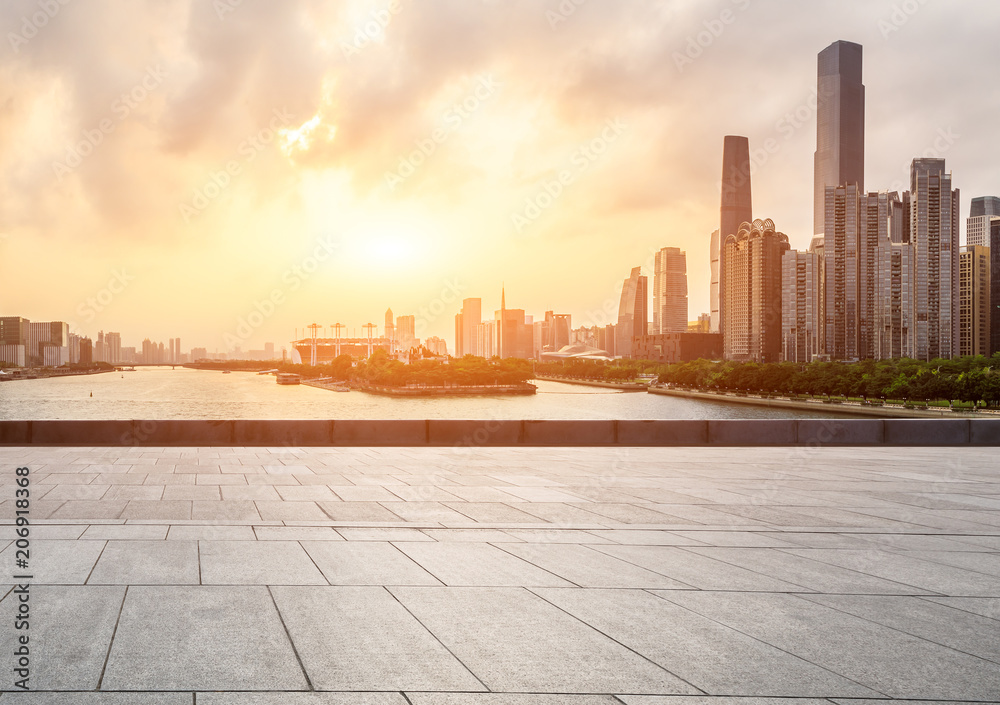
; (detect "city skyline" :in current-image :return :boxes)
[1,1,998,352]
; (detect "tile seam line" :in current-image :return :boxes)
[266,584,315,691]
[643,588,887,698]
[383,585,491,693]
[95,584,128,690]
[525,586,706,696]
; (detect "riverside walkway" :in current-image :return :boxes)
[0,442,998,702]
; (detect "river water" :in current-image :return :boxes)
[0,367,860,420]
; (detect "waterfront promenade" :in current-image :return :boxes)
[0,441,998,702]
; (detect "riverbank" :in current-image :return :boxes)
[0,368,115,381]
[534,374,648,391]
[350,382,537,397]
[648,386,998,418]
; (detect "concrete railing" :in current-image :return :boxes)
[0,419,998,446]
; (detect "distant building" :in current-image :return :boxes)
[542,311,572,353]
[874,241,916,360]
[384,308,395,351]
[910,158,960,360]
[190,347,208,361]
[0,345,25,367]
[814,40,865,238]
[631,333,722,364]
[782,249,824,363]
[959,245,991,357]
[687,314,711,334]
[653,247,688,334]
[26,321,69,367]
[395,315,416,350]
[454,298,481,358]
[719,136,753,340]
[106,332,122,365]
[80,337,93,365]
[723,219,789,363]
[710,230,721,333]
[424,336,448,357]
[616,267,648,358]
[966,196,1000,247]
[495,288,533,359]
[264,342,275,360]
[992,220,1000,356]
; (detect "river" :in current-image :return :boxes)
[0,367,864,420]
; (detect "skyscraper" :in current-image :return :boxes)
[653,247,688,334]
[910,158,960,360]
[719,136,753,338]
[990,219,1000,355]
[723,219,789,363]
[616,266,648,358]
[395,315,416,350]
[814,40,865,237]
[966,196,1000,247]
[709,230,721,332]
[875,239,915,360]
[781,249,824,363]
[959,245,991,357]
[824,184,861,360]
[384,308,395,351]
[454,298,482,357]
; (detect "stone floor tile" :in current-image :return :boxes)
[498,543,690,589]
[80,524,168,540]
[199,540,327,585]
[88,540,199,585]
[302,541,440,586]
[166,525,256,540]
[394,543,572,587]
[0,539,105,584]
[102,586,307,690]
[336,527,435,542]
[271,586,484,691]
[391,586,697,694]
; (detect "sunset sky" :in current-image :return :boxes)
[1,0,998,353]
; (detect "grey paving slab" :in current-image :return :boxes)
[254,500,329,521]
[0,539,105,584]
[377,501,478,523]
[498,543,690,589]
[271,585,484,691]
[686,547,931,594]
[88,540,199,585]
[336,527,435,541]
[618,699,835,705]
[166,524,257,540]
[535,588,876,697]
[119,500,192,520]
[783,548,1000,596]
[804,594,1000,663]
[254,526,344,541]
[423,529,525,542]
[0,585,124,690]
[0,695,191,704]
[103,585,307,690]
[923,596,1000,620]
[667,531,798,548]
[660,590,1000,700]
[394,542,573,587]
[198,695,406,705]
[407,696,622,705]
[443,502,550,524]
[391,586,698,694]
[199,540,327,585]
[302,541,440,585]
[316,501,406,522]
[80,524,168,540]
[501,529,612,544]
[591,545,807,592]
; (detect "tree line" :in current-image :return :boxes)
[658,355,1000,407]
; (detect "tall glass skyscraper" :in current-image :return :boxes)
[814,40,865,237]
[718,135,753,339]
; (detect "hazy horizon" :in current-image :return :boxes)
[2,0,997,352]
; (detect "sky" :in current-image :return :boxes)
[1,0,998,353]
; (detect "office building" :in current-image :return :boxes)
[875,241,916,360]
[26,321,69,367]
[631,332,722,364]
[384,309,395,351]
[395,315,416,350]
[910,158,960,360]
[719,136,753,338]
[992,220,1000,355]
[814,40,865,237]
[454,298,482,358]
[782,249,824,363]
[959,245,991,357]
[495,288,533,359]
[653,247,688,334]
[106,332,122,365]
[710,230,720,332]
[966,196,1000,247]
[542,311,572,352]
[616,267,648,358]
[80,338,93,365]
[723,219,789,363]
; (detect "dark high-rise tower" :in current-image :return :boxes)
[814,40,865,237]
[718,135,753,338]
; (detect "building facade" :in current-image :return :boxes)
[814,40,865,237]
[723,219,789,363]
[910,158,960,361]
[719,136,753,339]
[631,333,722,364]
[874,241,916,360]
[959,245,991,357]
[616,267,648,359]
[992,219,1000,355]
[782,249,824,363]
[967,196,1000,248]
[653,247,688,334]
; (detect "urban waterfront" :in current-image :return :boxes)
[0,367,860,420]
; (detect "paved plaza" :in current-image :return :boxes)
[0,444,998,703]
